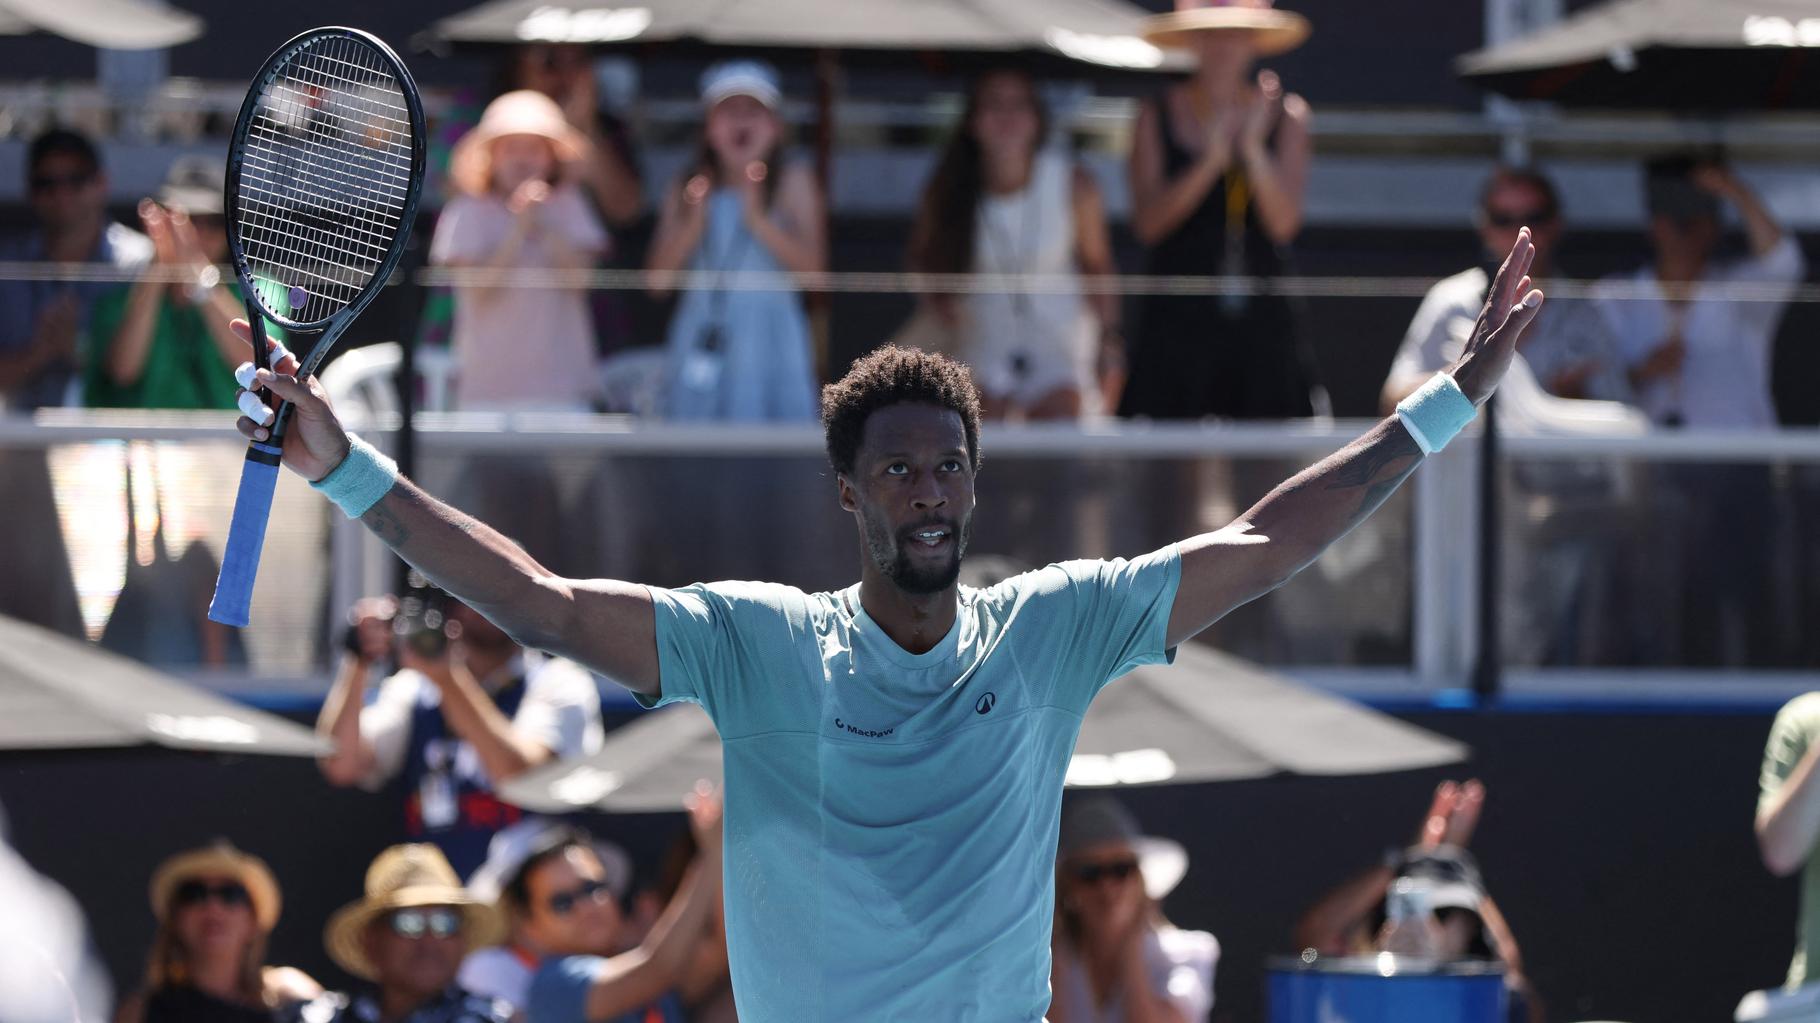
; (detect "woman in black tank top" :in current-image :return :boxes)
[117,844,318,1023]
[1120,8,1319,420]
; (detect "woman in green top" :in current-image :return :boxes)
[86,157,274,410]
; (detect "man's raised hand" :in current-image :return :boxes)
[230,318,350,482]
[1450,227,1546,406]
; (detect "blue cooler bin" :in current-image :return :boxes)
[1268,955,1507,1023]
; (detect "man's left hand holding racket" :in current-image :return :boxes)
[231,327,349,482]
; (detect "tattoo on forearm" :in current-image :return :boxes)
[1268,422,1420,523]
[362,501,410,547]
[1324,430,1421,516]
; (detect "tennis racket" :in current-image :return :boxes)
[207,27,425,627]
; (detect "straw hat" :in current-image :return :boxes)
[448,89,588,198]
[149,841,282,932]
[1142,0,1311,57]
[1058,795,1189,902]
[323,844,505,981]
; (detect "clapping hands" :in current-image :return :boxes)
[1416,778,1486,850]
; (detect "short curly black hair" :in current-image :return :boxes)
[821,346,982,477]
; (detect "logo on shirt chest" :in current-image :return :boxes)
[832,717,895,739]
[974,692,996,715]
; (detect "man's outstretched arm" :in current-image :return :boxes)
[1165,230,1544,648]
[231,320,661,697]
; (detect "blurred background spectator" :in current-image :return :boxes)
[0,128,150,410]
[505,43,643,231]
[1293,781,1540,1023]
[305,844,508,1023]
[649,60,822,422]
[1593,158,1802,665]
[0,803,112,1023]
[1381,166,1629,413]
[907,68,1119,421]
[459,819,632,1011]
[433,90,608,412]
[315,593,604,878]
[84,157,250,411]
[518,800,724,1023]
[1759,692,1820,990]
[617,813,737,1023]
[1050,795,1218,1023]
[1593,155,1802,430]
[504,42,650,374]
[117,842,318,1023]
[1118,0,1318,421]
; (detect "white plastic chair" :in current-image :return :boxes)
[318,343,461,419]
[317,342,401,420]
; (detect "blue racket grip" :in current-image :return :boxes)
[208,442,284,627]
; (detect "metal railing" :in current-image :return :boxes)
[4,411,1819,705]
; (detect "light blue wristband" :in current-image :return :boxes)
[310,433,399,518]
[1395,372,1477,455]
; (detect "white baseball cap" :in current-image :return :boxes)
[700,59,781,110]
[467,817,633,908]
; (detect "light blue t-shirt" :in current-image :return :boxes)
[642,546,1181,1022]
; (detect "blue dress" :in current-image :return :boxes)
[661,188,818,421]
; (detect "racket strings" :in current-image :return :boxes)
[235,32,415,327]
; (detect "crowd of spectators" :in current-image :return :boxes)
[93,753,1535,1023]
[0,14,1804,431]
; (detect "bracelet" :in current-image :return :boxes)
[1395,371,1477,455]
[310,433,398,518]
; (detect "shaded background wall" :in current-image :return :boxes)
[0,707,1796,1023]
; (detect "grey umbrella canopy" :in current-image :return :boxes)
[426,0,1183,71]
[1457,0,1820,110]
[504,643,1467,813]
[0,615,328,756]
[0,0,202,48]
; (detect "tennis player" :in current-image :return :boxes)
[235,232,1543,1020]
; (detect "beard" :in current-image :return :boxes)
[863,507,971,596]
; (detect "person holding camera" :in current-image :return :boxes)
[316,591,605,877]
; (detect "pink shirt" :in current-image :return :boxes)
[430,185,607,409]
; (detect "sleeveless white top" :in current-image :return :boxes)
[962,151,1097,405]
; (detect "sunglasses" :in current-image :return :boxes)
[1484,208,1556,229]
[388,907,463,940]
[1073,859,1141,885]
[546,878,612,916]
[30,172,93,194]
[173,880,251,909]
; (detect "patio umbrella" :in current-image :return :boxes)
[0,615,327,756]
[503,643,1468,813]
[425,0,1182,73]
[1456,0,1820,110]
[0,0,202,49]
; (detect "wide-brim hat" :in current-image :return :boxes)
[1142,0,1311,57]
[323,844,505,981]
[149,842,281,932]
[448,89,589,198]
[1059,795,1190,902]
